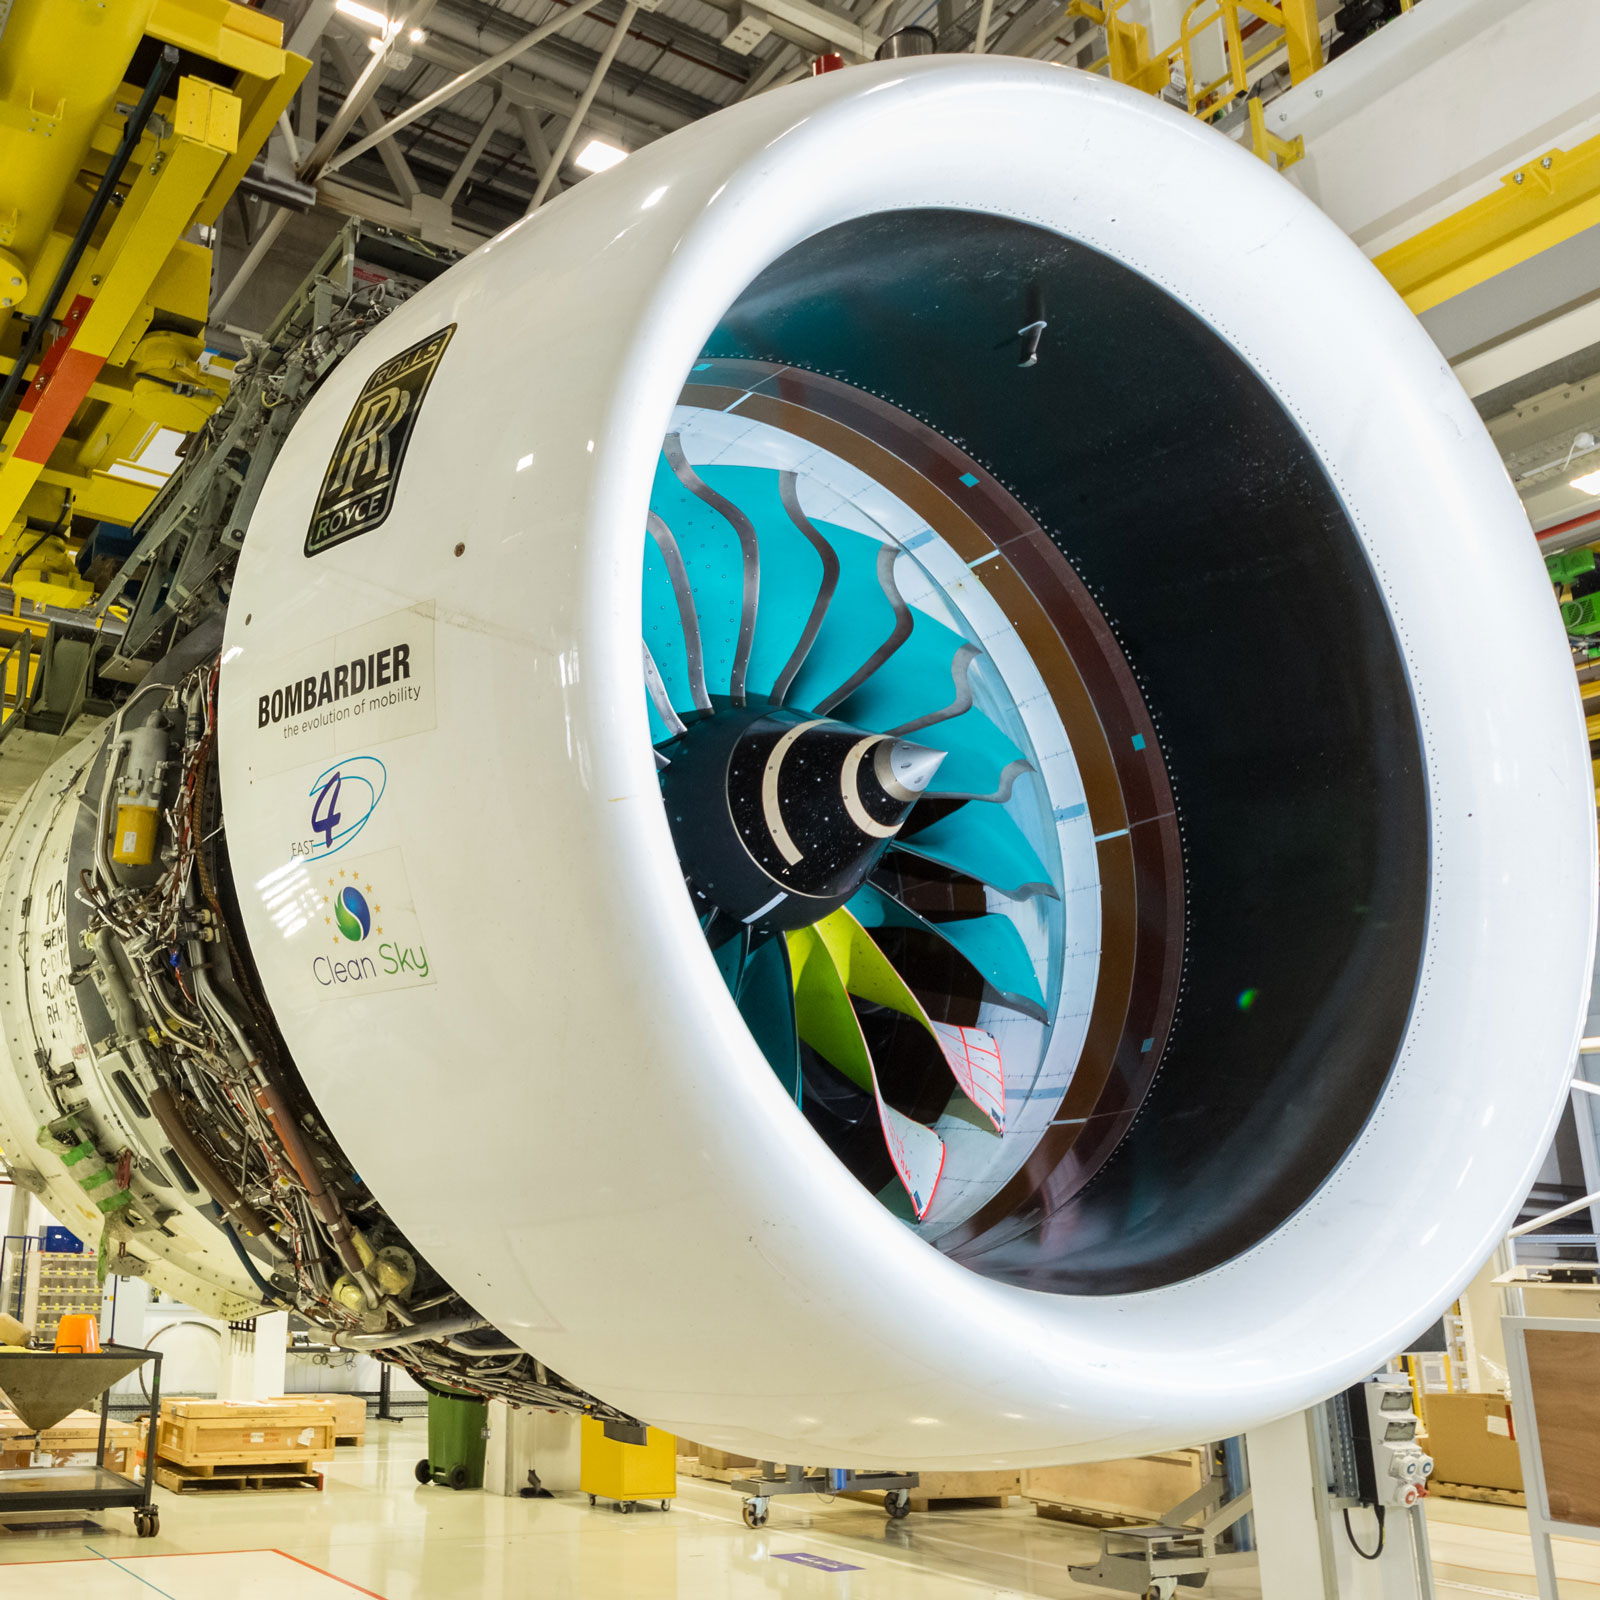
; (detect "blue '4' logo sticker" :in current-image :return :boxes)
[302,756,386,860]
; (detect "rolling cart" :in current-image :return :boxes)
[0,1344,163,1536]
[732,1463,920,1528]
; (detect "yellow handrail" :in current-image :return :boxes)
[1090,0,1323,157]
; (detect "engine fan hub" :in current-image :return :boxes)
[660,707,943,934]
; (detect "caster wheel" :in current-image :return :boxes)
[134,1507,159,1538]
[742,1499,768,1529]
[414,1458,432,1486]
[1145,1584,1177,1600]
[659,1501,670,1512]
[447,1464,470,1491]
[886,1490,911,1520]
[588,1494,597,1506]
[622,1500,636,1514]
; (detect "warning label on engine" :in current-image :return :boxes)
[245,602,435,777]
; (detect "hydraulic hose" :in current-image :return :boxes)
[219,1216,289,1308]
[332,1316,488,1352]
[252,1081,375,1300]
[148,1084,280,1249]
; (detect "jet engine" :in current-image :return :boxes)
[0,58,1592,1469]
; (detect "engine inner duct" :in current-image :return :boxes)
[647,209,1429,1294]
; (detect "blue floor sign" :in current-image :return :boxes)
[773,1552,864,1571]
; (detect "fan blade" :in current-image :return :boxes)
[891,806,1056,900]
[738,935,802,1104]
[645,511,711,713]
[643,642,687,744]
[770,471,841,704]
[813,908,1006,1135]
[814,545,913,714]
[685,464,841,702]
[833,632,1028,798]
[782,536,913,715]
[929,1022,1005,1134]
[787,924,945,1218]
[848,882,1046,1019]
[664,435,759,704]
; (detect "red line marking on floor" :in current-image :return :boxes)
[274,1548,390,1597]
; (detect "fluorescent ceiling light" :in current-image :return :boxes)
[336,0,389,27]
[408,26,427,41]
[575,138,628,173]
[1571,469,1600,496]
[1581,1035,1600,1051]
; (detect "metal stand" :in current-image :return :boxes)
[1503,1314,1600,1600]
[378,1362,395,1422]
[0,1344,163,1537]
[731,1462,920,1528]
[1068,1474,1257,1597]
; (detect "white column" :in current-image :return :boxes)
[1249,1408,1436,1600]
[1249,1409,1341,1600]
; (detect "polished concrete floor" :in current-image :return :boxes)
[0,1425,1597,1597]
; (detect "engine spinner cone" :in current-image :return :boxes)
[661,708,944,936]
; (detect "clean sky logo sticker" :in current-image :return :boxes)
[308,848,435,1000]
[334,885,372,942]
[323,874,379,945]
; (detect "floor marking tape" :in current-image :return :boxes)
[84,1546,181,1600]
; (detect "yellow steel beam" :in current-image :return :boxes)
[1249,97,1303,172]
[1275,0,1323,84]
[1374,130,1600,313]
[0,77,237,552]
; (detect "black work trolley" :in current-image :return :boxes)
[0,1344,163,1537]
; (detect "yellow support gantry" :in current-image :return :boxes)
[0,0,306,610]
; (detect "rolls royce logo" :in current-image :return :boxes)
[305,324,456,557]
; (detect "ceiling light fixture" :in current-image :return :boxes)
[1571,469,1600,496]
[335,0,390,28]
[409,26,427,42]
[575,138,628,173]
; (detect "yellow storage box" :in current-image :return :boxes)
[580,1418,676,1510]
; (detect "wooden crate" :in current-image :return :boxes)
[1021,1450,1204,1526]
[156,1400,336,1467]
[155,1457,324,1495]
[845,1469,1022,1511]
[272,1393,366,1446]
[0,1409,137,1474]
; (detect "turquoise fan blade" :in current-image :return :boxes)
[738,935,803,1104]
[689,464,839,702]
[643,534,699,728]
[650,451,753,704]
[832,629,1027,798]
[891,806,1056,900]
[848,883,1046,1016]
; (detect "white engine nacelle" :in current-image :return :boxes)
[0,60,1592,1469]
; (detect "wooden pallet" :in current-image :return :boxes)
[153,1456,325,1495]
[1020,1451,1204,1527]
[270,1394,366,1449]
[1429,1480,1526,1507]
[155,1401,336,1468]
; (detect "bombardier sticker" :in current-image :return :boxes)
[306,324,456,556]
[247,603,435,779]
